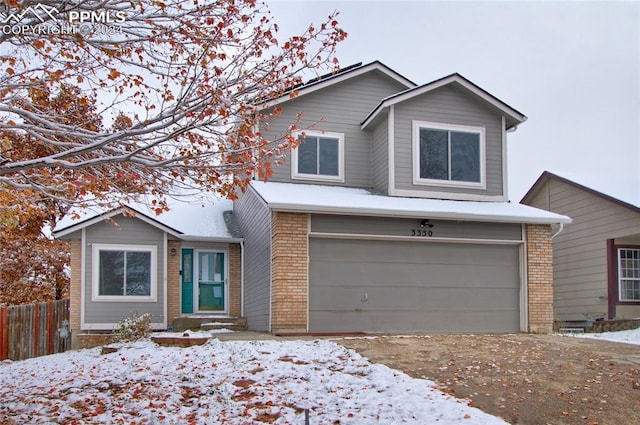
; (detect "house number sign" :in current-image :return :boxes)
[410,229,433,237]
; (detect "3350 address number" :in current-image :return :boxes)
[411,229,433,237]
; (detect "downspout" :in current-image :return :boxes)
[240,240,245,318]
[551,223,564,240]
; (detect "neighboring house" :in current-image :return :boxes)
[233,61,570,335]
[53,198,243,348]
[522,171,640,326]
[55,61,573,344]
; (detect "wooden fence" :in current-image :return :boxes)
[0,299,70,361]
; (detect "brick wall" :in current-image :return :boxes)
[228,243,242,317]
[69,239,82,334]
[526,224,554,333]
[166,240,181,326]
[271,212,308,333]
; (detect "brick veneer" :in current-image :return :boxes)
[166,241,242,323]
[166,240,182,325]
[69,239,82,348]
[526,224,554,333]
[271,212,308,333]
[228,243,242,317]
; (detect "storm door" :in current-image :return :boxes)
[195,251,226,312]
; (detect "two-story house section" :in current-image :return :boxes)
[234,61,571,335]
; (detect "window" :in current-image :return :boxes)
[92,244,157,301]
[413,121,485,188]
[292,131,344,182]
[619,248,640,301]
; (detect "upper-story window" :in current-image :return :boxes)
[291,130,344,182]
[412,120,485,189]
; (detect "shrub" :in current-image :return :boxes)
[112,312,152,342]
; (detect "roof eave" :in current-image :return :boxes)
[361,74,527,130]
[522,171,640,214]
[268,203,571,225]
[53,206,184,239]
[259,61,416,110]
[178,236,244,243]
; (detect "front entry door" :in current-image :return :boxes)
[196,251,225,312]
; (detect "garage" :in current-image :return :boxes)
[309,237,522,333]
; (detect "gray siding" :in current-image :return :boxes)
[233,187,272,331]
[309,238,520,333]
[263,71,408,187]
[526,179,640,322]
[84,215,165,326]
[311,215,522,241]
[393,85,504,197]
[370,116,388,193]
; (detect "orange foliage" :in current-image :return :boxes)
[0,1,346,304]
[0,0,347,212]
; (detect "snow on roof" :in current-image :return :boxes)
[54,195,239,241]
[251,181,571,225]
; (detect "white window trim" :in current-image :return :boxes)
[412,120,486,189]
[91,243,158,302]
[618,248,640,302]
[291,130,345,183]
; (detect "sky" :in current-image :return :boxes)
[266,0,640,202]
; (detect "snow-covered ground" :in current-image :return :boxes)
[0,338,507,424]
[573,326,640,346]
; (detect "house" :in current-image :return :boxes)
[55,61,572,346]
[522,171,640,327]
[53,197,244,348]
[233,61,570,335]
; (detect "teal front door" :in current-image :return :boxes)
[196,251,225,312]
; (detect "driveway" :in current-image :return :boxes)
[337,334,640,425]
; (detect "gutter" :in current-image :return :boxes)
[240,240,245,318]
[178,236,244,243]
[269,204,572,226]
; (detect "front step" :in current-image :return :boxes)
[201,318,247,332]
[172,316,247,332]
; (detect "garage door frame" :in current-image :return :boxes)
[308,228,528,333]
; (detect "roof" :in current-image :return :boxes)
[250,181,571,225]
[260,61,417,108]
[361,73,527,130]
[521,171,640,213]
[53,196,243,242]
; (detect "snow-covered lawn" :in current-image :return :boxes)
[573,326,640,346]
[0,338,507,424]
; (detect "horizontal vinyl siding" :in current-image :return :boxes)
[311,215,522,241]
[393,85,504,197]
[233,187,272,331]
[263,71,407,188]
[371,117,388,193]
[84,215,165,327]
[529,179,640,322]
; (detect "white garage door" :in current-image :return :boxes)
[309,238,521,333]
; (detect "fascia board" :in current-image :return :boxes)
[268,203,572,225]
[54,206,183,239]
[259,62,416,109]
[362,75,527,130]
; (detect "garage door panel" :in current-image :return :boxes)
[310,310,520,333]
[311,238,519,265]
[310,260,519,288]
[309,238,521,333]
[310,285,519,311]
